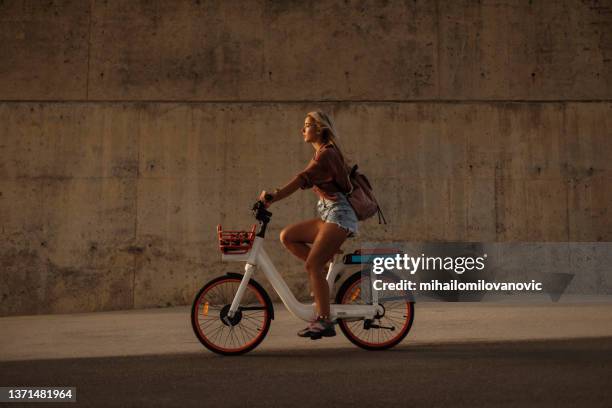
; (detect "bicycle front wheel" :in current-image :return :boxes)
[335,271,415,350]
[191,275,272,356]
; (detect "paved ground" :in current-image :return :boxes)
[2,338,611,407]
[1,303,612,407]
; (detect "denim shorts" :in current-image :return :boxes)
[317,192,359,237]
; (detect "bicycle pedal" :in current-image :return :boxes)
[309,331,336,340]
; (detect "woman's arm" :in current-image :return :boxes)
[258,175,302,206]
[258,148,331,206]
[271,176,303,202]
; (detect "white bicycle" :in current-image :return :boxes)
[191,200,415,355]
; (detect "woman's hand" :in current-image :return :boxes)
[258,190,274,208]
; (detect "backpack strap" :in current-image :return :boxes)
[345,165,358,196]
[350,164,387,225]
[377,206,387,225]
[338,163,356,196]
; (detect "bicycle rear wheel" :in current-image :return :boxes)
[335,271,415,350]
[191,275,272,356]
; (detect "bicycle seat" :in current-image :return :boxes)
[355,248,403,255]
[342,248,402,265]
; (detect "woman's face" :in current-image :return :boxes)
[302,116,320,143]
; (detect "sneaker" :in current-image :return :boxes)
[297,318,336,340]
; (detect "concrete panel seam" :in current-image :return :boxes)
[434,0,441,100]
[86,0,93,100]
[1,99,612,104]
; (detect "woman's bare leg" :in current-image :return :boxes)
[305,223,349,318]
[279,218,324,261]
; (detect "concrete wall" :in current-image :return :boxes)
[1,0,611,315]
[2,0,612,101]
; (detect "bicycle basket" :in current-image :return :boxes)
[217,224,257,254]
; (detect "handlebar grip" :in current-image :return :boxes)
[264,193,273,202]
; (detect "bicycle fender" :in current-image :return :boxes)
[225,272,275,320]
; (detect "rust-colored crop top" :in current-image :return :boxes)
[293,143,351,201]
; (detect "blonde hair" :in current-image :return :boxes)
[306,110,349,165]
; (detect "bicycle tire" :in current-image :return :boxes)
[191,275,272,356]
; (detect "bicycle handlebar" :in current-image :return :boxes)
[252,200,272,238]
[252,201,272,223]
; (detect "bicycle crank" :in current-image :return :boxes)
[364,319,395,331]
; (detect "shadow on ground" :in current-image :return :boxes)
[2,337,611,407]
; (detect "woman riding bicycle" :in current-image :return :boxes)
[258,110,358,340]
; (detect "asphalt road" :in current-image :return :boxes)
[2,337,611,407]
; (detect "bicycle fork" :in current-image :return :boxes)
[226,263,255,321]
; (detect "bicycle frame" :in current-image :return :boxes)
[223,236,380,321]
